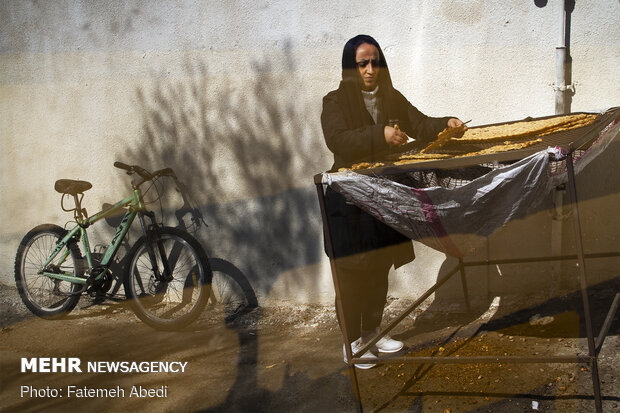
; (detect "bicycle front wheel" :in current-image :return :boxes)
[14,224,83,318]
[124,227,211,330]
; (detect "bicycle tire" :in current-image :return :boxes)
[208,258,258,322]
[14,224,83,318]
[123,227,211,330]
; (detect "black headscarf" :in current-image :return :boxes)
[337,35,396,128]
[341,35,393,88]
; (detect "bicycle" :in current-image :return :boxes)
[166,172,259,323]
[14,162,212,330]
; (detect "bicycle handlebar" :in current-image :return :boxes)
[113,161,132,171]
[114,161,176,186]
[114,161,206,229]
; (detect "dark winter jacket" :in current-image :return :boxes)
[321,34,452,265]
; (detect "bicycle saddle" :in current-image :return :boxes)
[54,179,92,195]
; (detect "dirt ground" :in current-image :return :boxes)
[1,281,619,413]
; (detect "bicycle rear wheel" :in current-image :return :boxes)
[208,258,258,323]
[14,224,83,318]
[124,227,211,330]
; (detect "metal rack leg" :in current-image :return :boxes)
[316,183,363,413]
[459,258,472,312]
[595,293,620,354]
[332,259,363,413]
[566,151,602,413]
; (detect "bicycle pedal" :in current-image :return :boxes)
[89,291,108,300]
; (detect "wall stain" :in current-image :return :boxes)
[439,0,484,25]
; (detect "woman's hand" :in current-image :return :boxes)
[447,118,468,138]
[447,118,467,128]
[384,125,407,146]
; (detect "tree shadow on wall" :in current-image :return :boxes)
[124,48,326,304]
[116,51,337,410]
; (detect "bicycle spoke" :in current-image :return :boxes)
[125,228,209,330]
[15,225,81,317]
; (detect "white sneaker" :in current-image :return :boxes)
[343,338,377,369]
[375,334,404,353]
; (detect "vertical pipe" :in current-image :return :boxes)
[555,0,567,115]
[551,0,567,298]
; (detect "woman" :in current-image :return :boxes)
[321,34,465,368]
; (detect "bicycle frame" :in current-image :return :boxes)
[40,189,148,285]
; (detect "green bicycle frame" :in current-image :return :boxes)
[40,189,147,284]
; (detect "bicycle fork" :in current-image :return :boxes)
[138,211,174,283]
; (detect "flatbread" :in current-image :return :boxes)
[453,113,597,143]
[398,153,452,160]
[457,138,543,157]
[394,158,435,165]
[420,124,468,153]
[338,161,384,172]
[394,154,453,165]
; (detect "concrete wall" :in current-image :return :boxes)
[1,1,619,307]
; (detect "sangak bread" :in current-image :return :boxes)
[399,153,452,160]
[453,113,597,143]
[457,138,543,157]
[394,158,436,165]
[396,138,543,165]
[394,153,453,165]
[420,123,468,153]
[338,161,384,172]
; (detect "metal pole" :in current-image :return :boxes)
[595,293,620,354]
[315,182,363,413]
[459,258,471,312]
[565,151,602,413]
[555,0,567,115]
[552,0,569,299]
